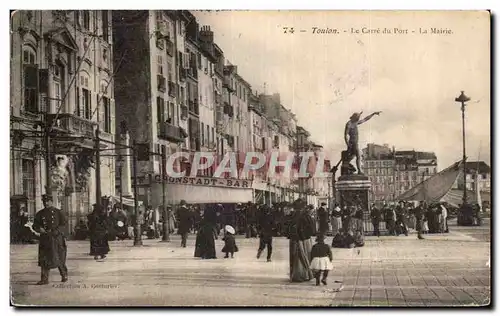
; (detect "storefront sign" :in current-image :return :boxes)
[152,175,252,189]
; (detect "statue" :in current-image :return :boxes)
[343,111,382,175]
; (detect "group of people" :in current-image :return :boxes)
[369,200,450,239]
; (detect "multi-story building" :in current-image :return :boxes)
[453,161,491,192]
[197,25,217,169]
[112,10,187,206]
[10,10,116,235]
[363,144,438,201]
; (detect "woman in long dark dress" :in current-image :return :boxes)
[88,205,110,260]
[288,199,314,282]
[194,206,218,259]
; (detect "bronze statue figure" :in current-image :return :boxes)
[343,111,382,175]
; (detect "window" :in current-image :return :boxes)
[157,97,165,123]
[101,10,109,41]
[22,159,35,216]
[206,124,210,146]
[103,97,111,132]
[82,88,91,119]
[198,53,202,70]
[167,60,173,81]
[157,55,163,75]
[23,46,38,113]
[53,61,65,111]
[201,122,205,146]
[167,102,174,121]
[83,11,90,30]
[211,127,214,144]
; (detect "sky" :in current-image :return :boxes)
[193,11,490,171]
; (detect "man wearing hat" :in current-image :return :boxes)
[344,111,381,174]
[32,194,68,285]
[177,200,192,247]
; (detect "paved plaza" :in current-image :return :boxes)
[10,220,491,307]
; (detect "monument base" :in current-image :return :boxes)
[333,174,371,248]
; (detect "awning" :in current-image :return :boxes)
[148,183,253,205]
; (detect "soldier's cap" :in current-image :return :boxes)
[42,194,53,201]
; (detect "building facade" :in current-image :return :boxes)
[112,10,188,207]
[10,10,116,235]
[453,161,491,192]
[363,144,438,201]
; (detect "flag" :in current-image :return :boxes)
[397,160,462,202]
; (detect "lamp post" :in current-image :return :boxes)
[455,91,470,206]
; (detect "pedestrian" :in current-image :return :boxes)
[287,199,314,283]
[88,204,110,261]
[310,235,333,286]
[370,203,382,237]
[257,205,275,262]
[384,203,396,236]
[32,194,68,285]
[221,225,238,258]
[395,201,408,236]
[317,202,329,236]
[413,201,426,239]
[177,200,192,248]
[194,205,218,259]
[331,203,342,237]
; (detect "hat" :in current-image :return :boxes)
[225,225,235,235]
[321,202,327,206]
[42,194,53,201]
[180,200,187,205]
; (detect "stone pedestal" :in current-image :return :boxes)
[335,174,372,234]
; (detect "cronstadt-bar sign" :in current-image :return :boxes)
[153,175,252,189]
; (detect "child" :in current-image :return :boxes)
[221,225,238,258]
[423,217,429,234]
[310,235,333,286]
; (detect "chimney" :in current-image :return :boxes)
[199,25,214,44]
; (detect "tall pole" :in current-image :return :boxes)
[95,127,102,208]
[455,91,470,206]
[461,103,467,205]
[132,141,143,246]
[118,161,123,208]
[161,150,170,242]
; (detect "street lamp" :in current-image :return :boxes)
[455,91,471,224]
[455,91,470,202]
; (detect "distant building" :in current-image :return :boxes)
[453,161,491,192]
[363,144,438,201]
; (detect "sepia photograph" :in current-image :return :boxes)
[8,9,491,307]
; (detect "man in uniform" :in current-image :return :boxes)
[32,194,68,285]
[370,203,382,237]
[256,205,275,262]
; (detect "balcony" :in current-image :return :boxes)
[157,122,188,143]
[180,104,188,120]
[222,77,235,92]
[47,113,97,139]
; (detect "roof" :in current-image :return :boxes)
[465,161,491,174]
